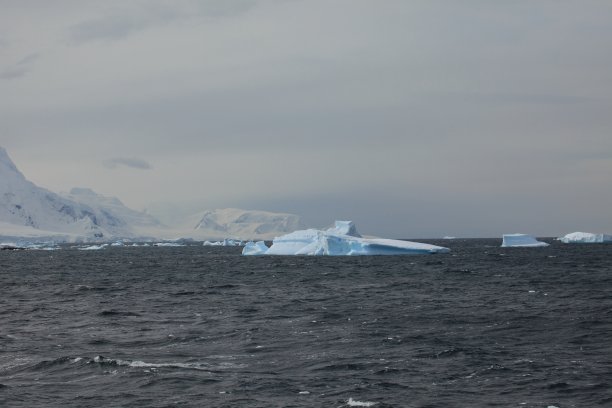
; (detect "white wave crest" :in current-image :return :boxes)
[347,398,377,407]
[91,355,245,370]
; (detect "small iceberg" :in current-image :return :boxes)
[501,234,549,248]
[242,221,449,256]
[559,232,612,244]
[242,240,270,255]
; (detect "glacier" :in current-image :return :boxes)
[559,232,612,244]
[501,234,549,248]
[242,221,450,256]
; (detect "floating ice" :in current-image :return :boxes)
[501,234,549,248]
[78,244,108,250]
[242,221,449,256]
[242,240,270,255]
[203,238,244,247]
[559,232,612,244]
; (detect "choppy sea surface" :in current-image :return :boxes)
[1,239,611,408]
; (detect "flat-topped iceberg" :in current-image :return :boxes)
[501,234,549,248]
[242,221,449,256]
[559,232,612,244]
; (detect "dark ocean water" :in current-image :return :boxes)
[1,239,611,408]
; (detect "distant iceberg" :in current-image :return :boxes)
[242,221,450,256]
[203,238,244,247]
[559,232,612,244]
[153,242,185,247]
[501,234,549,248]
[78,244,108,250]
[242,240,270,255]
[0,242,24,250]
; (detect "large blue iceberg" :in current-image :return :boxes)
[242,221,450,256]
[501,233,549,248]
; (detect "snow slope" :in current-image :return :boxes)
[0,147,308,242]
[0,147,159,241]
[62,187,162,237]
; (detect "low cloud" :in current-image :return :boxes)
[0,52,39,80]
[67,0,256,44]
[17,53,40,66]
[104,157,152,170]
[0,66,28,80]
[68,15,149,44]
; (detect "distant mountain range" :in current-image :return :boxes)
[185,208,307,241]
[0,147,306,242]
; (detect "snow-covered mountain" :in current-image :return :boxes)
[62,187,161,232]
[0,147,160,241]
[0,147,309,242]
[181,208,308,240]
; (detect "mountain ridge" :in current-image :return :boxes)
[0,147,306,242]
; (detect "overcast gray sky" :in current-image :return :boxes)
[2,0,612,237]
